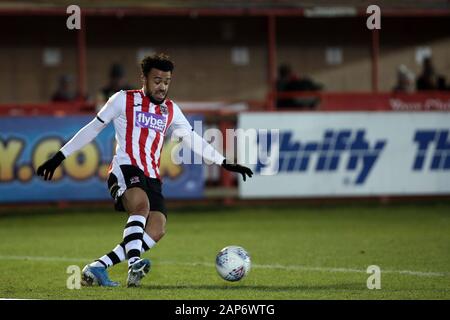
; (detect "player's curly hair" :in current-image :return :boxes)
[140,53,174,77]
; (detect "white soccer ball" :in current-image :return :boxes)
[215,245,251,281]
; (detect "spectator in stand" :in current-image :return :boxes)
[276,64,323,109]
[416,57,448,91]
[392,64,415,93]
[96,63,131,110]
[51,75,75,102]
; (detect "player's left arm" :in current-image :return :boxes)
[36,118,106,180]
[169,103,253,181]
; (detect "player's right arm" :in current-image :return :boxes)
[37,91,124,181]
[169,102,253,181]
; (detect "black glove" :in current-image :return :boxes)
[221,159,253,181]
[36,151,65,181]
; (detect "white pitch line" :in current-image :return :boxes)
[161,261,450,278]
[0,298,36,300]
[0,255,448,278]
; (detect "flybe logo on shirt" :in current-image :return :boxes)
[135,111,166,133]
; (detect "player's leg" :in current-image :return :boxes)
[142,177,167,249]
[121,187,152,287]
[123,211,166,287]
[145,211,166,243]
[118,178,168,270]
[121,187,149,266]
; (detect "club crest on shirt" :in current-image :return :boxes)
[130,176,140,185]
[160,105,168,115]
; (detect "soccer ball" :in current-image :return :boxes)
[215,245,251,281]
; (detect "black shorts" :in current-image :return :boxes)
[107,165,167,217]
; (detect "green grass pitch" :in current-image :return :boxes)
[0,202,449,299]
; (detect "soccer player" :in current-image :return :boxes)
[37,53,253,287]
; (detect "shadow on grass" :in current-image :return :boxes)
[142,283,364,292]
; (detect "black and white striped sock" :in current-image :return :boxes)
[90,243,126,269]
[141,232,157,252]
[123,215,147,267]
[91,233,157,268]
